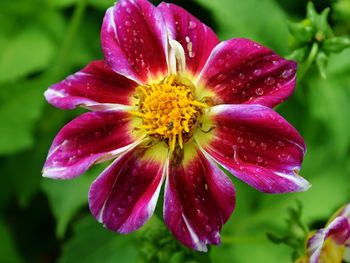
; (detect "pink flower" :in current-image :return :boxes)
[43,0,310,251]
[297,204,350,263]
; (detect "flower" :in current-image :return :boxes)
[43,0,310,251]
[296,204,350,263]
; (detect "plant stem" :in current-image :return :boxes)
[297,42,319,83]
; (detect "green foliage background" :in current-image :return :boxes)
[0,0,349,262]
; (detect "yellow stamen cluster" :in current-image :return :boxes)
[131,75,206,152]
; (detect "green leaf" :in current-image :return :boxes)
[0,77,48,155]
[41,165,105,238]
[0,26,55,83]
[58,216,138,263]
[0,219,24,263]
[194,0,290,53]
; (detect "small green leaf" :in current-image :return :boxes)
[41,166,104,238]
[315,51,328,79]
[0,26,55,83]
[323,36,350,53]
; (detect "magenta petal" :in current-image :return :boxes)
[198,38,297,108]
[308,216,350,263]
[158,3,219,76]
[101,0,168,83]
[44,61,138,110]
[198,104,309,193]
[89,144,167,233]
[164,144,235,251]
[43,111,138,179]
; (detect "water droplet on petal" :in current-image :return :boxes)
[256,156,263,163]
[197,209,204,217]
[249,140,256,147]
[117,207,126,215]
[237,137,244,143]
[124,20,131,26]
[253,69,262,76]
[126,7,131,14]
[216,59,225,67]
[264,76,276,85]
[127,196,133,202]
[217,73,226,81]
[281,69,293,79]
[205,225,212,232]
[238,73,245,80]
[188,20,197,29]
[260,142,267,150]
[256,88,264,95]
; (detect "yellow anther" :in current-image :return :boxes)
[132,75,206,152]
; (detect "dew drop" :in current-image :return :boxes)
[217,73,226,81]
[124,20,131,26]
[277,140,285,147]
[237,137,244,143]
[197,209,204,217]
[253,69,262,76]
[127,196,133,202]
[188,20,197,29]
[260,142,267,150]
[281,69,293,79]
[255,88,264,96]
[126,7,131,14]
[117,207,126,215]
[238,73,245,80]
[264,76,276,85]
[256,156,263,163]
[231,87,238,94]
[216,59,225,67]
[205,225,212,232]
[249,140,256,147]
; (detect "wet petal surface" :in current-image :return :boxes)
[89,143,168,233]
[43,111,139,179]
[164,143,235,251]
[196,104,309,193]
[45,61,138,110]
[197,38,297,108]
[101,0,168,83]
[158,2,219,76]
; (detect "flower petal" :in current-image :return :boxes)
[89,142,168,233]
[101,0,168,83]
[197,38,297,108]
[158,3,219,76]
[45,61,138,110]
[164,143,235,251]
[195,104,309,193]
[43,111,141,179]
[308,216,350,263]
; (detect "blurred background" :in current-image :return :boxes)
[0,0,350,262]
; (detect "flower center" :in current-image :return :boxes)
[133,75,206,152]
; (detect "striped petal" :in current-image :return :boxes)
[43,111,141,179]
[45,61,138,110]
[195,104,309,193]
[164,143,235,251]
[196,38,297,108]
[158,2,219,76]
[101,0,168,83]
[308,216,350,263]
[89,142,168,233]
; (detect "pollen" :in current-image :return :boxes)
[131,75,207,152]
